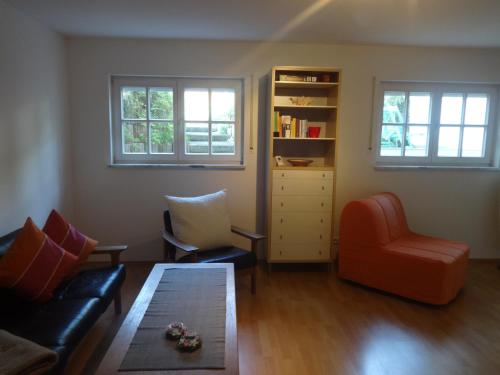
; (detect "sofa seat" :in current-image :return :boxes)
[2,297,102,347]
[339,193,469,305]
[177,246,257,270]
[54,265,125,305]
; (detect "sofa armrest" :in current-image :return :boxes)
[161,230,199,253]
[94,245,127,266]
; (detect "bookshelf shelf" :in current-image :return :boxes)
[273,166,335,171]
[275,81,339,89]
[273,137,336,141]
[273,105,337,110]
[267,66,341,267]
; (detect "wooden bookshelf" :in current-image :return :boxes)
[266,66,341,269]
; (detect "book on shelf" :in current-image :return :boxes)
[274,111,312,139]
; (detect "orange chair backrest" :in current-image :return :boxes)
[340,192,410,249]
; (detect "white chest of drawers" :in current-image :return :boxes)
[268,170,334,263]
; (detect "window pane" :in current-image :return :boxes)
[383,92,406,124]
[462,127,485,157]
[121,87,147,120]
[437,127,460,157]
[212,123,235,155]
[440,94,463,124]
[405,126,428,157]
[408,93,431,124]
[380,125,404,156]
[149,88,173,120]
[185,122,208,154]
[122,121,147,153]
[464,94,488,125]
[211,90,235,121]
[184,89,208,121]
[150,122,174,154]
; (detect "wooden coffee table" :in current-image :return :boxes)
[95,263,238,374]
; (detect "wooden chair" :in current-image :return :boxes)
[161,210,265,294]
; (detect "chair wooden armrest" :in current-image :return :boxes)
[93,245,127,266]
[231,226,266,241]
[231,226,266,253]
[161,230,199,253]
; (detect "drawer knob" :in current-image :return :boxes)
[281,186,284,191]
[281,173,285,177]
[320,234,323,239]
[280,218,283,223]
[279,234,283,240]
[321,202,324,207]
[319,250,322,255]
[320,218,323,223]
[322,186,325,191]
[322,173,326,178]
[281,202,284,207]
[280,250,282,255]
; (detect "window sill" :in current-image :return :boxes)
[374,165,500,172]
[108,163,246,170]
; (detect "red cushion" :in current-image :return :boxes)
[43,210,97,272]
[0,218,78,303]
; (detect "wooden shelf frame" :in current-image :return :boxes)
[267,65,342,266]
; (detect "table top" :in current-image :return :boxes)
[94,263,238,375]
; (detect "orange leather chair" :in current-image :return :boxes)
[339,192,469,305]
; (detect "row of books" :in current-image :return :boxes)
[273,112,311,138]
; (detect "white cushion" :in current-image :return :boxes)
[164,190,233,251]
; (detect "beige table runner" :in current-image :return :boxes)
[119,268,226,371]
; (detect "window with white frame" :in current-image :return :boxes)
[375,82,498,166]
[110,76,243,166]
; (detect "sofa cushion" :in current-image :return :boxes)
[0,218,78,303]
[43,210,98,271]
[0,229,21,258]
[177,246,256,270]
[3,297,103,347]
[54,265,125,304]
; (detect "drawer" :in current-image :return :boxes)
[272,178,333,196]
[271,225,331,243]
[270,242,331,261]
[272,212,331,230]
[273,170,334,180]
[272,196,332,212]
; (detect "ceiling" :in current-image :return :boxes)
[6,0,500,47]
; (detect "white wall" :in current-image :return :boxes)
[0,1,72,233]
[67,38,500,260]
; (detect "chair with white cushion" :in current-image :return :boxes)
[161,190,265,294]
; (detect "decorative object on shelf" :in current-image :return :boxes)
[287,159,314,167]
[177,331,202,352]
[165,322,187,340]
[308,126,321,138]
[279,74,318,82]
[320,74,331,82]
[289,96,312,106]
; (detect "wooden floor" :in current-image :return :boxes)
[66,262,500,375]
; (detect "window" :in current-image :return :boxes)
[110,76,243,166]
[376,82,497,166]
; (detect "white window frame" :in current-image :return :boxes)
[374,82,498,167]
[110,75,244,166]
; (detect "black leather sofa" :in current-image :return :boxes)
[0,228,127,374]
